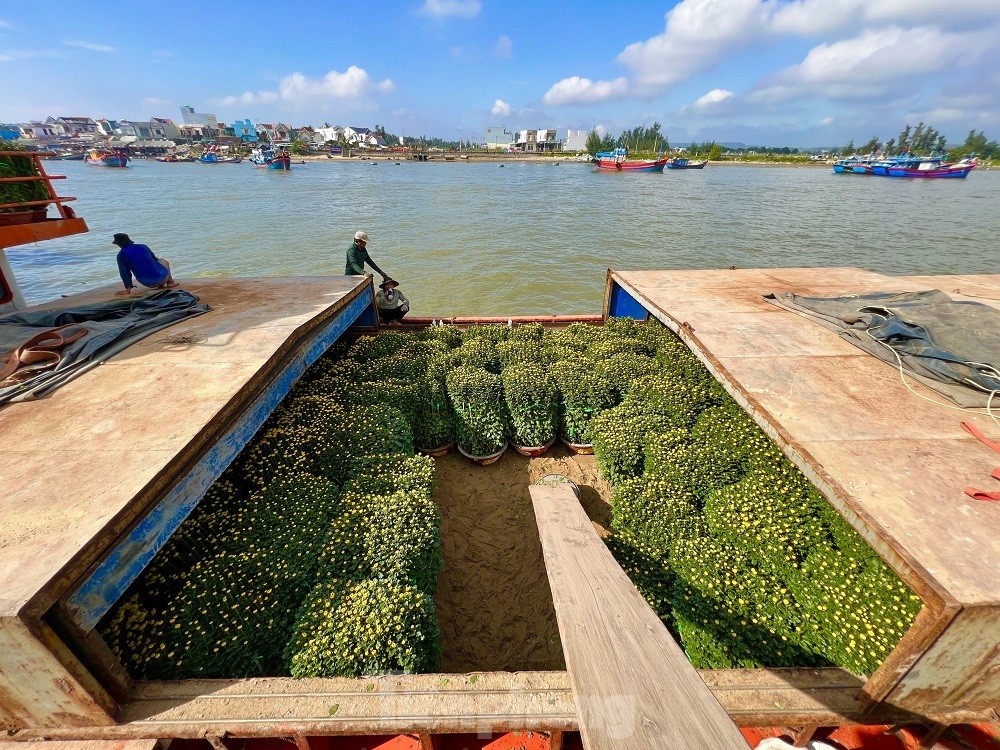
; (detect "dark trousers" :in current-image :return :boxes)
[378,306,406,324]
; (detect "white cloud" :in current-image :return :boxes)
[542,76,629,106]
[0,49,58,63]
[63,40,115,52]
[216,66,393,108]
[693,88,733,109]
[142,96,172,108]
[419,0,481,18]
[773,0,1000,34]
[818,116,835,126]
[494,35,512,58]
[491,99,512,116]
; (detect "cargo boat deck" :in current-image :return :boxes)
[2,268,999,747]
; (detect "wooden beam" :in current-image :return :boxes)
[529,484,748,750]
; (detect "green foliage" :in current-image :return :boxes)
[584,128,603,156]
[591,405,675,485]
[463,323,510,343]
[311,405,414,484]
[550,359,618,444]
[611,476,700,558]
[413,356,455,449]
[625,374,714,430]
[595,353,659,399]
[456,337,501,373]
[0,143,51,212]
[446,365,508,456]
[287,579,439,678]
[502,362,559,447]
[417,323,464,349]
[497,339,545,369]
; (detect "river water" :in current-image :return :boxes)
[8,159,1000,315]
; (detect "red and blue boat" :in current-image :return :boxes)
[594,147,669,172]
[250,145,292,171]
[84,149,128,168]
[199,145,243,164]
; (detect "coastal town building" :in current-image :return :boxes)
[256,123,293,145]
[177,123,213,142]
[231,119,258,143]
[513,128,560,152]
[313,126,346,144]
[20,121,62,139]
[484,127,513,150]
[152,118,183,142]
[46,116,99,135]
[563,129,588,151]
[179,105,219,129]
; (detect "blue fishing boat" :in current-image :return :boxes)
[250,145,291,171]
[666,158,707,170]
[199,146,242,164]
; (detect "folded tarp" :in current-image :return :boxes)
[766,289,1000,408]
[0,289,211,405]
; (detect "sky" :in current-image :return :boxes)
[2,0,999,147]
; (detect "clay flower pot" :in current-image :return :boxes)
[511,436,556,457]
[457,442,507,466]
[417,443,454,458]
[560,436,594,455]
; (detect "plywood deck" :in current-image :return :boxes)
[0,276,370,620]
[530,484,748,750]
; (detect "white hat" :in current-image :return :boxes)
[354,231,369,242]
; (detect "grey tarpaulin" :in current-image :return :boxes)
[0,289,211,405]
[766,289,1000,408]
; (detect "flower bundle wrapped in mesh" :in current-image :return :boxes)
[644,429,745,500]
[345,453,435,496]
[550,359,618,444]
[624,374,715,430]
[286,578,439,678]
[611,476,701,559]
[594,353,660,399]
[671,534,820,668]
[133,545,319,678]
[347,331,411,362]
[508,321,545,342]
[417,323,463,349]
[502,362,559,447]
[455,337,502,373]
[606,530,675,619]
[691,403,780,465]
[311,405,414,484]
[703,464,829,577]
[446,365,508,456]
[316,486,440,594]
[786,539,921,676]
[497,339,545,369]
[463,323,511,344]
[414,354,455,449]
[591,405,677,485]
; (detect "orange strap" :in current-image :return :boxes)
[0,325,87,383]
[961,421,1000,454]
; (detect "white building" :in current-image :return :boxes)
[180,105,219,129]
[563,129,588,151]
[484,127,513,150]
[512,128,560,152]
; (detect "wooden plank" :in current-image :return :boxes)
[529,484,748,750]
[0,742,157,750]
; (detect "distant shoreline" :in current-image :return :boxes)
[291,153,835,168]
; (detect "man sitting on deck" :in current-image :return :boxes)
[113,233,177,296]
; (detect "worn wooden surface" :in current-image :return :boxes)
[0,276,368,619]
[612,268,1000,607]
[529,484,748,750]
[0,742,156,750]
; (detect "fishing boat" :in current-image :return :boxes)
[198,146,243,164]
[249,145,292,171]
[155,153,195,163]
[832,156,877,174]
[666,157,707,170]
[883,159,974,178]
[594,147,669,172]
[84,149,129,168]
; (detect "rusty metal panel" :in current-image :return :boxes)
[0,617,113,729]
[889,606,1000,715]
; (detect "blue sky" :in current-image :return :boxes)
[2,0,999,146]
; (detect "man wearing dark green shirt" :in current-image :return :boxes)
[345,230,389,279]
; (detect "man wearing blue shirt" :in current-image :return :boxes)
[113,233,177,296]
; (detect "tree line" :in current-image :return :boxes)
[585,123,669,154]
[839,123,997,160]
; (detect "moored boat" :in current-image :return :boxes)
[666,157,707,169]
[884,160,974,178]
[198,146,243,164]
[155,153,195,163]
[250,145,292,170]
[594,147,668,172]
[84,149,129,168]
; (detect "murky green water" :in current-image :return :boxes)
[9,159,1000,315]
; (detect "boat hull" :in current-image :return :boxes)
[85,152,128,168]
[884,166,973,178]
[251,155,292,170]
[595,157,668,172]
[666,161,707,169]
